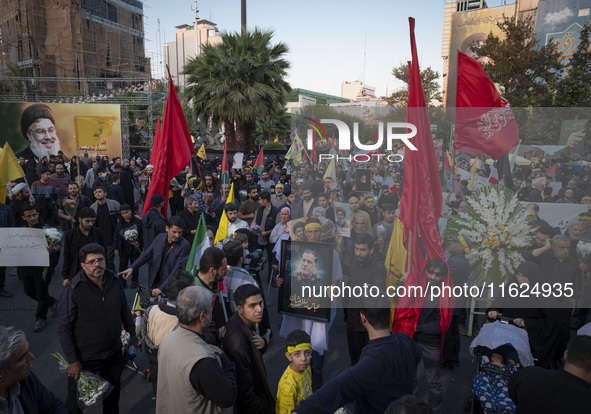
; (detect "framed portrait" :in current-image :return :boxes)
[278,240,332,322]
[333,201,351,238]
[355,169,372,192]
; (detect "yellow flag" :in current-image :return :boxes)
[0,143,25,204]
[214,182,235,246]
[74,115,117,147]
[197,144,207,160]
[274,135,279,142]
[467,157,478,189]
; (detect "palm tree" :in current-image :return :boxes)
[184,29,291,150]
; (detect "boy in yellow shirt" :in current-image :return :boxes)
[276,330,313,414]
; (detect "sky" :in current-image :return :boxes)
[141,0,512,98]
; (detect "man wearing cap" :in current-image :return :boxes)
[16,104,62,183]
[10,183,35,227]
[271,183,285,208]
[143,194,167,248]
[443,234,472,368]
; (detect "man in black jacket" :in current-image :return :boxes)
[509,334,591,413]
[252,192,279,279]
[142,194,166,248]
[344,232,386,366]
[113,204,143,288]
[222,284,274,414]
[57,243,137,414]
[62,207,107,285]
[18,206,59,332]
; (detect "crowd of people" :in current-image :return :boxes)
[1,140,591,414]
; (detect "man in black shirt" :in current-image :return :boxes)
[177,196,201,245]
[509,334,591,413]
[62,207,107,285]
[90,186,120,272]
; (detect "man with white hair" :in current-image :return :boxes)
[270,207,291,244]
[0,326,67,413]
[157,286,237,413]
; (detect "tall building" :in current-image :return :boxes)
[341,80,376,101]
[163,20,222,90]
[0,0,150,96]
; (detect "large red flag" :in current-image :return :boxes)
[392,18,453,344]
[454,51,519,160]
[142,67,194,216]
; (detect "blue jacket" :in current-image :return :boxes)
[18,371,67,414]
[130,232,190,290]
[295,333,422,414]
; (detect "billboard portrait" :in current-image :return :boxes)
[0,102,122,160]
[446,4,516,107]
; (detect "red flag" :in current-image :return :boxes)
[311,133,318,163]
[392,18,453,345]
[254,149,265,175]
[142,67,194,216]
[454,51,519,160]
[220,142,229,185]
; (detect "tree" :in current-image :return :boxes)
[555,23,591,108]
[256,108,291,143]
[184,29,291,150]
[385,64,442,107]
[469,15,563,108]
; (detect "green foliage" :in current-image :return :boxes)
[184,29,291,150]
[469,15,563,108]
[256,108,291,142]
[263,142,287,150]
[385,64,442,107]
[555,23,591,107]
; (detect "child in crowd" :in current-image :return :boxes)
[276,330,313,414]
[113,204,143,288]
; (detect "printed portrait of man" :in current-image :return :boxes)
[17,104,61,160]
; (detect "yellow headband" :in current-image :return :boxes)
[457,235,471,255]
[287,343,312,353]
[305,222,321,230]
[365,197,375,202]
[583,196,591,202]
[579,215,591,221]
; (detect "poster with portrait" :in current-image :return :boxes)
[333,201,351,238]
[355,169,372,192]
[288,217,308,241]
[558,120,588,155]
[0,102,122,160]
[278,240,332,322]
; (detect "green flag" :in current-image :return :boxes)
[186,214,210,274]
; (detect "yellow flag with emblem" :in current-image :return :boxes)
[0,143,25,204]
[197,144,207,160]
[214,182,235,246]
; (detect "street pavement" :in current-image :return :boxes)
[1,254,482,414]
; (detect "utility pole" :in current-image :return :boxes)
[241,0,246,35]
[194,0,200,56]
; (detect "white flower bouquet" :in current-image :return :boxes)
[444,185,536,286]
[577,241,591,262]
[44,228,63,248]
[52,352,113,408]
[124,228,139,244]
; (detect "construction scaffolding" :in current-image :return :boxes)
[0,0,150,96]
